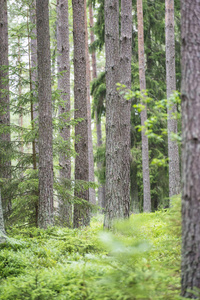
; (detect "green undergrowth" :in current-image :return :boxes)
[0,199,182,299]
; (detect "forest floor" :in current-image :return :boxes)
[0,201,182,299]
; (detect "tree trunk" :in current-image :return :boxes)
[137,0,151,212]
[0,189,6,243]
[85,3,96,206]
[30,0,38,123]
[165,0,180,198]
[0,189,6,237]
[119,0,132,213]
[89,5,105,210]
[17,36,23,155]
[36,0,54,228]
[181,0,200,297]
[73,0,90,228]
[27,4,38,226]
[0,0,11,217]
[57,0,72,226]
[104,0,131,228]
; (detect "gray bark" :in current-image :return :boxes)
[181,0,200,297]
[57,0,72,226]
[36,0,54,228]
[0,0,11,216]
[165,0,180,198]
[119,0,132,212]
[73,0,90,228]
[89,5,105,209]
[85,3,96,206]
[137,0,151,212]
[104,0,131,228]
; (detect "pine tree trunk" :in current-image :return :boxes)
[137,0,151,212]
[57,0,72,226]
[119,0,132,213]
[181,0,200,297]
[73,0,90,228]
[36,0,54,228]
[85,3,96,206]
[28,4,38,226]
[104,0,131,228]
[89,5,105,210]
[165,0,180,198]
[0,0,11,217]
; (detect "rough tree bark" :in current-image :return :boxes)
[36,0,54,228]
[57,0,72,226]
[165,0,180,198]
[119,0,132,214]
[73,0,90,227]
[137,0,151,212]
[85,3,96,206]
[89,4,105,209]
[0,0,11,216]
[181,0,200,297]
[104,0,131,228]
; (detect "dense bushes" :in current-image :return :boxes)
[0,202,182,299]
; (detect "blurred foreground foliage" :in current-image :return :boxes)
[0,197,183,299]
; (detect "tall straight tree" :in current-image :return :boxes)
[89,4,105,209]
[104,0,132,228]
[57,0,72,226]
[0,0,11,215]
[120,0,132,214]
[85,2,96,206]
[165,0,180,198]
[73,0,90,227]
[181,0,200,297]
[137,0,151,212]
[36,0,54,228]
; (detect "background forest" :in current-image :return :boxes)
[0,0,198,298]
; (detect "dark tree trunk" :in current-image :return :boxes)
[57,0,72,226]
[0,0,11,216]
[137,0,151,212]
[73,0,90,228]
[89,5,105,209]
[36,0,54,228]
[104,0,131,228]
[181,0,200,297]
[165,0,180,198]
